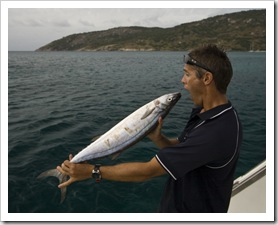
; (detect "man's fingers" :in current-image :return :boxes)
[158,117,163,126]
[69,154,73,161]
[58,178,74,189]
[56,155,77,189]
[57,165,68,175]
[63,160,71,167]
[155,117,163,130]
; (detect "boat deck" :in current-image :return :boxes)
[228,160,266,213]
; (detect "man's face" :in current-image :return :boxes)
[181,64,205,106]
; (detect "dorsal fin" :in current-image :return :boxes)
[91,135,102,142]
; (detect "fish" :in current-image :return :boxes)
[37,92,181,203]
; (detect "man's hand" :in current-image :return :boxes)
[148,116,164,142]
[148,117,179,149]
[56,154,93,188]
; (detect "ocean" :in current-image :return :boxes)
[8,51,266,213]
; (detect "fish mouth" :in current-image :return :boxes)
[172,92,182,103]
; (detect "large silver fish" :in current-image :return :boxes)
[38,92,181,203]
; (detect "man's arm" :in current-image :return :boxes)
[57,156,167,188]
[101,157,166,182]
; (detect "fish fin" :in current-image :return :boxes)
[91,135,102,142]
[141,106,156,120]
[37,169,68,204]
[110,152,121,160]
[60,175,68,204]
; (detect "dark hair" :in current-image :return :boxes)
[188,45,233,94]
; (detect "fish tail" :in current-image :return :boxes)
[37,169,68,203]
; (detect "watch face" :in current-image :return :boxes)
[92,165,101,181]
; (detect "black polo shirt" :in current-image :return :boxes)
[155,102,242,213]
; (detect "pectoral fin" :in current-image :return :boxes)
[141,106,156,120]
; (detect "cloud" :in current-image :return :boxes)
[79,19,95,27]
[52,20,71,27]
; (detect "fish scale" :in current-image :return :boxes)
[71,100,161,162]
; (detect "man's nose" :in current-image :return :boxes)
[181,75,186,84]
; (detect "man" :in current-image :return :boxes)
[57,45,242,213]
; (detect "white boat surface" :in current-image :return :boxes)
[228,160,266,213]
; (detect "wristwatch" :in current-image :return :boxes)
[92,164,102,182]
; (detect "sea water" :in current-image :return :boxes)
[8,51,266,213]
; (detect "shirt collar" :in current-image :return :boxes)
[196,101,233,121]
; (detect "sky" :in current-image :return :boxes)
[7,5,257,51]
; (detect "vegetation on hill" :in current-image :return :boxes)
[36,9,265,51]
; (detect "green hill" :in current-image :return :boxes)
[36,9,265,51]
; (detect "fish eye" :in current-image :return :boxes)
[167,97,173,102]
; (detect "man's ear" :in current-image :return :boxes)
[202,72,213,85]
